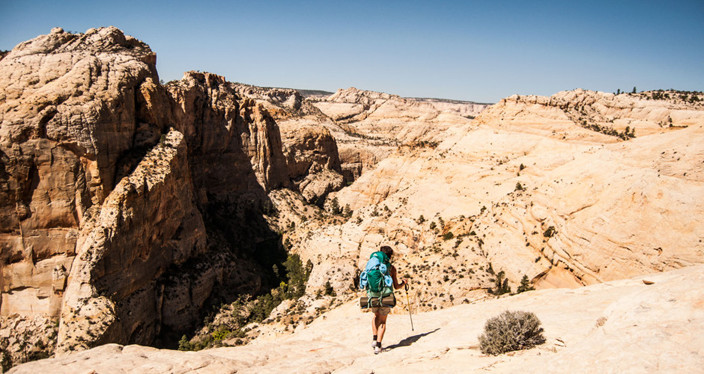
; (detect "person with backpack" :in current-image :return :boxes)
[359,245,408,354]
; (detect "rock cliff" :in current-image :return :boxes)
[0,27,343,365]
[1,26,168,342]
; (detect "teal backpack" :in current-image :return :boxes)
[359,251,394,301]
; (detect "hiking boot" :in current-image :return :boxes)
[372,341,377,349]
[374,345,381,354]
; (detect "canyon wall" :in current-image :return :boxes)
[0,27,342,362]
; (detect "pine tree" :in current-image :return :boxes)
[330,197,341,215]
[491,271,512,295]
[517,275,535,293]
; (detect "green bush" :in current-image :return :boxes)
[479,310,546,355]
[211,326,231,342]
[178,335,194,351]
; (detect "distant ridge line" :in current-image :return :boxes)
[410,97,494,105]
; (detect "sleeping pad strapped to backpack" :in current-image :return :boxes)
[359,251,395,308]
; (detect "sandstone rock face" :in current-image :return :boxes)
[0,315,57,365]
[230,85,346,204]
[0,26,165,323]
[413,97,491,118]
[232,84,302,114]
[10,265,704,373]
[0,28,304,363]
[168,72,289,195]
[278,121,343,204]
[56,129,208,352]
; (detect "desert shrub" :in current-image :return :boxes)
[371,206,380,217]
[324,281,336,296]
[442,231,454,240]
[543,226,557,238]
[211,326,231,342]
[479,310,546,355]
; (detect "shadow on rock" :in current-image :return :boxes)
[385,328,440,351]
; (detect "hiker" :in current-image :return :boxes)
[366,245,407,354]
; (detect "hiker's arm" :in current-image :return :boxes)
[390,265,406,289]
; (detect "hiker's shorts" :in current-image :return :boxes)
[370,306,391,315]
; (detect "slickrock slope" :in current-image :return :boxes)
[476,89,704,140]
[310,87,489,178]
[291,89,704,313]
[11,264,704,373]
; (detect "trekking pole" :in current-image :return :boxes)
[404,281,414,331]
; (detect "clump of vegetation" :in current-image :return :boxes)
[516,275,535,293]
[324,281,336,296]
[442,231,455,241]
[180,254,312,351]
[478,310,546,355]
[543,226,557,238]
[1,351,11,372]
[579,120,635,140]
[329,198,352,218]
[489,270,511,295]
[371,206,380,217]
[330,197,342,215]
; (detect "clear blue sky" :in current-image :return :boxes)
[1,0,703,102]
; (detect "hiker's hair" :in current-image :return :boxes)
[380,245,393,258]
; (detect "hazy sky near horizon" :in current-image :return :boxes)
[1,0,702,102]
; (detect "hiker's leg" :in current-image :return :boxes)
[372,311,380,336]
[376,313,388,343]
